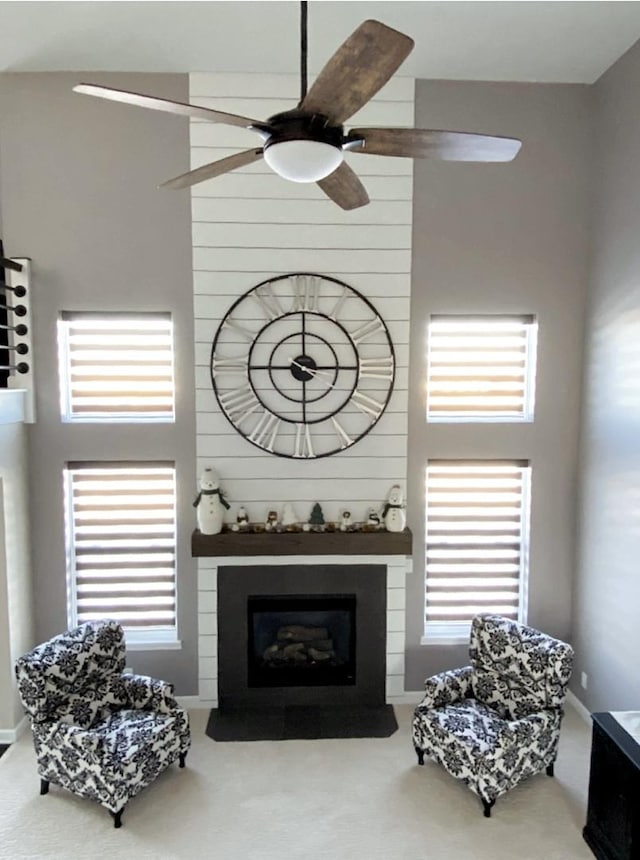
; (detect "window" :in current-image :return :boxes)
[58,312,175,422]
[424,460,531,641]
[64,462,177,645]
[426,315,537,421]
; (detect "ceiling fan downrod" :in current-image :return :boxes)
[299,0,308,106]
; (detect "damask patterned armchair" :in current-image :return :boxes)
[412,614,574,817]
[15,620,191,828]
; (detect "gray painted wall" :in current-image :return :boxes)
[406,81,592,689]
[2,70,627,706]
[572,39,640,711]
[0,72,197,693]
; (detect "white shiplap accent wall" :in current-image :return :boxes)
[190,73,414,522]
[190,73,414,706]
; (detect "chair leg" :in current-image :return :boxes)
[546,762,554,777]
[111,809,124,829]
[482,798,495,818]
[414,746,425,766]
[39,779,49,796]
[179,751,187,768]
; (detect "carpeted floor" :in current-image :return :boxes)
[0,704,593,860]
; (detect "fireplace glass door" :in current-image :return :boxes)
[247,594,356,688]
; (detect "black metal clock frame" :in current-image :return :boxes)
[210,273,396,459]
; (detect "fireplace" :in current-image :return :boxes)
[217,564,387,710]
[247,594,356,688]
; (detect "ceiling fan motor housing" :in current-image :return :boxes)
[262,110,346,182]
[263,110,344,148]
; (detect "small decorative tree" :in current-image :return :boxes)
[308,502,325,531]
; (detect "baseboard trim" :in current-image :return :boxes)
[567,690,591,725]
[387,691,423,705]
[0,715,28,744]
[176,695,209,709]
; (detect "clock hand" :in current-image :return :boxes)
[288,357,336,389]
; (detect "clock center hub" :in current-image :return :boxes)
[290,354,317,382]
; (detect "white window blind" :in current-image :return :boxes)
[426,315,537,421]
[424,461,530,639]
[65,462,177,638]
[58,312,175,421]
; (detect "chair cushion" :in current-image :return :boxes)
[418,698,507,757]
[93,709,177,752]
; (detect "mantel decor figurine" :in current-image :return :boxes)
[382,484,406,532]
[193,467,229,535]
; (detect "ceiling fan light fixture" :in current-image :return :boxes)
[263,139,343,183]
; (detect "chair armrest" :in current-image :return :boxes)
[120,673,178,714]
[32,720,100,753]
[499,709,562,746]
[417,665,475,710]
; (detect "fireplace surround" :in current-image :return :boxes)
[194,542,412,710]
[218,564,386,709]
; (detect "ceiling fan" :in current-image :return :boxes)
[73,2,522,211]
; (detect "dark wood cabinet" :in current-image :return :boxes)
[583,712,640,860]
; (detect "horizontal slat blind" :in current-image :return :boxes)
[426,315,537,420]
[425,461,530,631]
[58,313,175,420]
[65,463,177,633]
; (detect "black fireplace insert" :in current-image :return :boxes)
[248,594,356,688]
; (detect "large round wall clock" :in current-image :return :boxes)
[210,273,395,459]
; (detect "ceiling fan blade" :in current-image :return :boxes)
[301,20,414,125]
[348,128,522,162]
[317,162,369,210]
[73,83,262,130]
[161,149,264,190]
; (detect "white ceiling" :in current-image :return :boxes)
[1,1,640,83]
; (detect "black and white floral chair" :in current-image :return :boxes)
[412,614,574,817]
[15,620,191,828]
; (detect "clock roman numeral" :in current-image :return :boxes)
[248,410,280,452]
[328,286,349,321]
[293,423,314,458]
[359,356,394,381]
[350,389,385,420]
[252,284,284,321]
[351,317,385,345]
[218,385,260,426]
[292,275,318,313]
[223,318,257,342]
[331,416,353,449]
[212,354,249,377]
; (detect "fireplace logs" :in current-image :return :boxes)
[262,625,339,667]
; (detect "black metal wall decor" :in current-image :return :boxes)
[210,273,395,459]
[0,242,29,389]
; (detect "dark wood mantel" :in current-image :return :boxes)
[191,527,412,557]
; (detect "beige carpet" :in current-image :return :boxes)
[0,705,594,860]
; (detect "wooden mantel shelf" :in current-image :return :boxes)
[191,527,413,558]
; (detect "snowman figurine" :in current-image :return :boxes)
[382,484,406,533]
[193,467,230,535]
